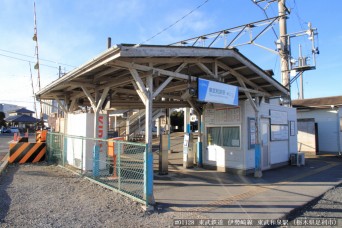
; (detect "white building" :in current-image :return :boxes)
[293,96,342,154]
[203,99,297,175]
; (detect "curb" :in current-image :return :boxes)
[0,153,9,175]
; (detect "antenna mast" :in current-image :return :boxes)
[33,2,43,127]
[29,63,38,120]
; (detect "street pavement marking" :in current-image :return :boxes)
[169,162,340,214]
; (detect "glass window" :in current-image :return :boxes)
[207,127,221,146]
[222,126,240,147]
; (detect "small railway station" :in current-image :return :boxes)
[30,44,297,205]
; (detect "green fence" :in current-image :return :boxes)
[46,132,148,205]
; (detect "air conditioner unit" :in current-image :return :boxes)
[298,152,305,166]
[290,153,297,166]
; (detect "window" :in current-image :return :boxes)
[207,127,221,146]
[222,126,240,147]
[207,126,240,148]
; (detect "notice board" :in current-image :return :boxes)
[270,110,288,125]
[204,107,240,125]
[270,125,289,141]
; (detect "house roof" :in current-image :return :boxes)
[292,96,342,109]
[9,108,35,114]
[36,44,289,110]
[5,114,39,123]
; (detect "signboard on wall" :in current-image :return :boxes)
[97,114,108,154]
[270,110,288,125]
[271,125,289,141]
[198,78,238,106]
[204,107,240,125]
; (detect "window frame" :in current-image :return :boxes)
[206,125,241,149]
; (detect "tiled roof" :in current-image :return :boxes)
[9,108,35,114]
[5,114,39,123]
[292,96,342,108]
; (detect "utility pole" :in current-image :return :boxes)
[33,2,44,128]
[278,0,290,90]
[298,44,304,99]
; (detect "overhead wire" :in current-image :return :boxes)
[252,0,279,39]
[0,48,76,68]
[135,0,210,46]
[292,0,306,30]
[0,53,60,70]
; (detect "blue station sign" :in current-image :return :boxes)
[198,78,238,106]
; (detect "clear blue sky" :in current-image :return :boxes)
[0,0,341,112]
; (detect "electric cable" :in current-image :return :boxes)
[0,48,76,68]
[0,53,60,69]
[135,0,210,46]
[251,0,278,39]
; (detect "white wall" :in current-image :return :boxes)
[202,99,297,172]
[66,113,108,171]
[203,104,245,170]
[244,100,297,170]
[297,119,316,152]
[297,109,340,152]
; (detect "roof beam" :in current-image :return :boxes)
[109,60,197,81]
[96,87,110,111]
[68,81,96,89]
[119,57,215,64]
[94,67,120,81]
[196,62,217,79]
[53,95,68,113]
[153,62,187,98]
[129,68,148,97]
[217,61,268,94]
[81,86,96,110]
[132,80,147,106]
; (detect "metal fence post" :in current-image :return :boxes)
[144,143,153,206]
[118,141,121,191]
[81,137,84,175]
[93,144,100,177]
[63,134,67,166]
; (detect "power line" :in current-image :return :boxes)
[0,48,76,68]
[0,53,59,69]
[251,0,278,39]
[292,0,306,30]
[135,0,210,46]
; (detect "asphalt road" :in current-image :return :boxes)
[0,134,12,162]
[0,133,36,162]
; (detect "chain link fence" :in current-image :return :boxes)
[46,132,148,205]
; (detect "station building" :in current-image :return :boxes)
[36,44,298,203]
[293,96,342,155]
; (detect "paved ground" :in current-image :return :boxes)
[0,134,12,163]
[1,133,341,227]
[154,155,341,222]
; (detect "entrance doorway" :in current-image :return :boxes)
[261,119,270,170]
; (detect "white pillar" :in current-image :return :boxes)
[156,117,161,137]
[114,115,117,132]
[126,111,130,141]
